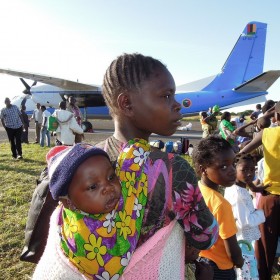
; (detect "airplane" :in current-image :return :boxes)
[0,21,279,131]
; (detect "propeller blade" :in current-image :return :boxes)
[20,78,30,90]
[21,96,27,107]
[19,78,36,95]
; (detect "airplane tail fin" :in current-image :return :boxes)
[203,21,267,91]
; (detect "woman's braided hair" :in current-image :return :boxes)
[102,53,166,116]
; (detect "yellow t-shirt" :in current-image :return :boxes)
[199,182,237,269]
[262,126,280,195]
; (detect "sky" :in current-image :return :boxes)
[0,0,279,112]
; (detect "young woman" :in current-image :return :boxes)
[96,53,218,278]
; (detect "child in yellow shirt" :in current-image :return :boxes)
[192,136,244,279]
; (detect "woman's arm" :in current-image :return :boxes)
[239,130,263,154]
[172,156,219,250]
[263,105,275,118]
[223,235,244,268]
[233,119,257,137]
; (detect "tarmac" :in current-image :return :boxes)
[0,119,203,146]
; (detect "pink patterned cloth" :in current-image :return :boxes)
[121,220,185,279]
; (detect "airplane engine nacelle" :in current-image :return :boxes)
[11,94,36,113]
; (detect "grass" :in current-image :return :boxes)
[0,142,279,279]
[0,142,50,279]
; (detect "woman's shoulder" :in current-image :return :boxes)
[148,151,197,188]
[171,154,198,187]
[149,150,193,170]
[95,136,122,162]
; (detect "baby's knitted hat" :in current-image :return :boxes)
[46,143,110,200]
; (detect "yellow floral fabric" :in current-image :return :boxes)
[58,139,151,279]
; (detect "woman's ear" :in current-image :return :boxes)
[117,93,133,116]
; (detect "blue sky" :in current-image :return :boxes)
[0,0,279,111]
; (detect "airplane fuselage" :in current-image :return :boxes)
[14,84,267,118]
[176,89,267,115]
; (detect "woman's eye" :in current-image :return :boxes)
[163,94,171,99]
[221,165,227,170]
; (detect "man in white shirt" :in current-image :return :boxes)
[30,103,43,143]
[231,114,245,129]
[40,106,51,147]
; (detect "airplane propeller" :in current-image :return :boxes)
[20,78,37,95]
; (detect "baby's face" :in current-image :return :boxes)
[68,155,121,214]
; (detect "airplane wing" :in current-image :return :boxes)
[235,70,280,92]
[176,75,216,92]
[0,68,100,91]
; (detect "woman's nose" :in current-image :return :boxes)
[173,98,181,112]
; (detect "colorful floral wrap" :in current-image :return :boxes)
[58,139,151,279]
[97,136,219,251]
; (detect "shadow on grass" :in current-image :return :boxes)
[0,161,45,175]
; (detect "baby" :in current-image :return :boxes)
[33,140,150,279]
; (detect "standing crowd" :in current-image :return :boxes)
[0,96,84,160]
[198,99,280,279]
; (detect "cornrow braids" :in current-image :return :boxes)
[102,53,167,116]
[192,135,233,176]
